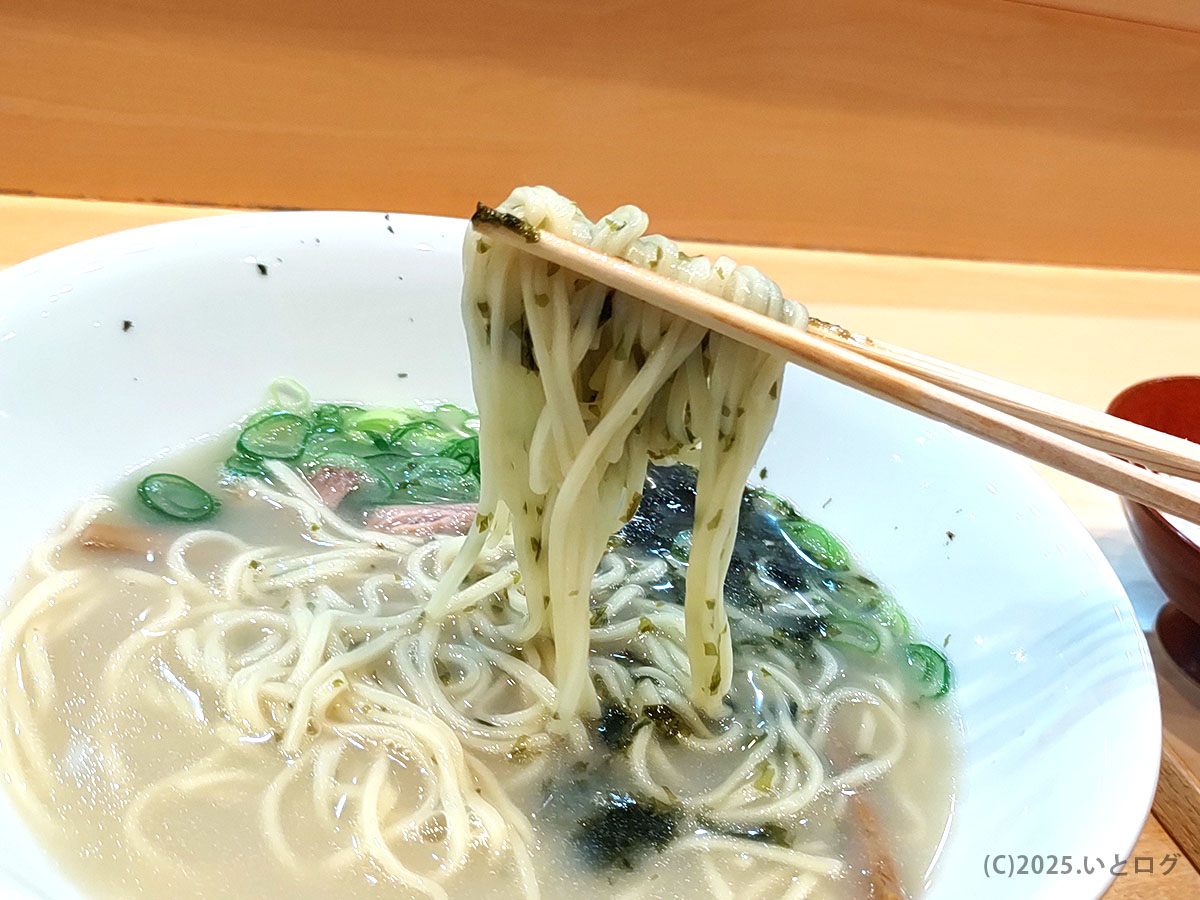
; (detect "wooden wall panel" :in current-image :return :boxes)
[2,1,1199,270]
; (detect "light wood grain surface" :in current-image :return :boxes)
[3,1,1200,270]
[3,194,1200,896]
[1157,738,1200,872]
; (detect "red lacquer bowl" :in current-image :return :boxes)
[1108,376,1200,682]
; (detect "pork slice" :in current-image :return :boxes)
[305,465,362,509]
[365,503,477,537]
[79,522,163,554]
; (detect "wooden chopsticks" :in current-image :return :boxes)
[806,317,1200,481]
[471,207,1200,526]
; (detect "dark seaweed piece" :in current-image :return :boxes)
[640,704,691,740]
[597,289,615,327]
[609,649,653,670]
[696,819,792,847]
[770,615,828,644]
[575,793,679,869]
[757,558,809,594]
[596,705,635,750]
[618,464,698,556]
[505,317,539,373]
[618,463,829,614]
[471,203,540,243]
[732,617,824,661]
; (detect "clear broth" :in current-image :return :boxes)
[2,431,960,900]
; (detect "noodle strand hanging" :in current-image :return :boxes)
[440,186,805,717]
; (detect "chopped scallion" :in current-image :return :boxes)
[137,474,220,522]
[824,618,881,654]
[780,519,850,570]
[904,643,952,699]
[238,412,311,460]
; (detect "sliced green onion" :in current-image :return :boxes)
[301,431,376,462]
[224,453,267,478]
[403,478,478,504]
[406,455,470,479]
[366,431,393,452]
[339,408,417,442]
[392,420,457,456]
[431,403,478,434]
[269,378,311,416]
[137,474,220,522]
[877,600,911,643]
[444,436,481,473]
[312,453,392,504]
[824,618,881,654]
[669,530,692,563]
[365,453,416,489]
[349,413,410,443]
[312,403,364,433]
[780,519,850,570]
[238,412,311,460]
[400,456,479,503]
[752,488,799,518]
[368,454,479,503]
[233,393,483,503]
[904,643,952,698]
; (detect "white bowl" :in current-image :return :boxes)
[0,212,1160,899]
